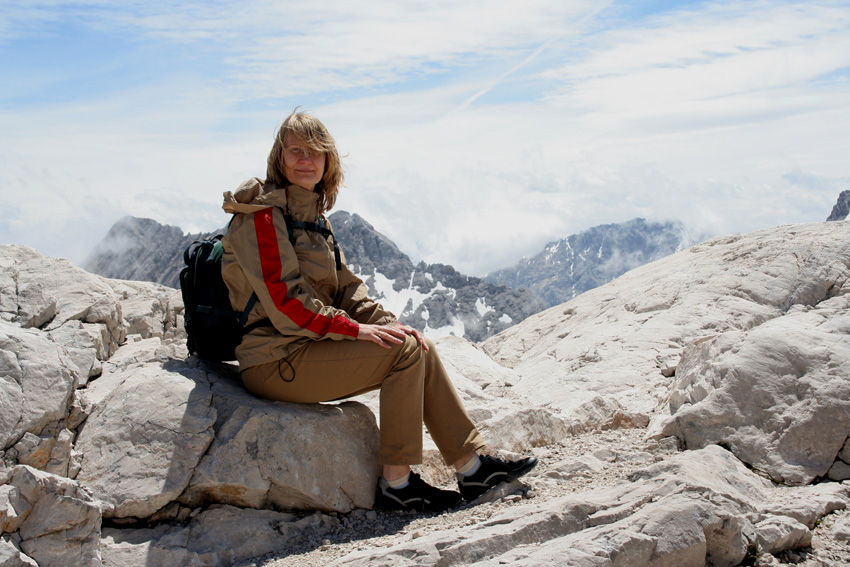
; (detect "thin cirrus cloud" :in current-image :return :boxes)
[0,0,848,276]
[544,3,850,117]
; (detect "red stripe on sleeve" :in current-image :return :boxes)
[254,208,358,338]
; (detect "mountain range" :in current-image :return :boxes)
[82,211,696,342]
[83,213,545,342]
[84,212,701,341]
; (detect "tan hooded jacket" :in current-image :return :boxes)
[221,178,397,370]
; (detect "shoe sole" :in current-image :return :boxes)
[459,457,539,502]
[374,486,462,513]
[374,494,462,512]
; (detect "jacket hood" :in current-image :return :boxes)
[222,177,320,221]
[222,177,287,215]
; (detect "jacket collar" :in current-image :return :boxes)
[222,178,320,221]
[283,184,320,221]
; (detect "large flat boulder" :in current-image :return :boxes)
[180,369,380,513]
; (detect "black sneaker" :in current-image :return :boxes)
[456,455,538,501]
[373,472,463,513]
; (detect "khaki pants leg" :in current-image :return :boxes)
[240,336,485,466]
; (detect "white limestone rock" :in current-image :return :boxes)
[12,433,52,471]
[0,247,128,385]
[648,297,850,484]
[73,361,216,519]
[434,337,577,452]
[103,278,185,344]
[0,323,79,451]
[544,454,606,480]
[180,369,380,513]
[0,481,29,534]
[46,321,105,383]
[0,538,38,567]
[755,515,812,555]
[484,222,850,429]
[758,483,850,529]
[833,515,850,542]
[6,248,124,346]
[7,466,102,567]
[829,459,850,481]
[332,446,771,567]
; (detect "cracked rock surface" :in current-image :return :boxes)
[2,220,850,566]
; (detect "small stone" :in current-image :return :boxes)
[593,449,617,462]
[657,436,680,453]
[832,517,850,542]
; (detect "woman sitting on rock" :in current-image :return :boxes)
[220,108,536,512]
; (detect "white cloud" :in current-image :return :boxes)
[1,0,849,277]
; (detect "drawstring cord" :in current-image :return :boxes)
[279,356,296,382]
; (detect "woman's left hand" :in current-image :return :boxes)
[392,323,429,352]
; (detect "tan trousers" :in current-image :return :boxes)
[241,336,485,466]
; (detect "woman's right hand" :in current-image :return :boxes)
[357,324,407,349]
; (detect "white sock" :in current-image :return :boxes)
[457,455,481,476]
[385,472,410,489]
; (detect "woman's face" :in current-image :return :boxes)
[282,133,326,191]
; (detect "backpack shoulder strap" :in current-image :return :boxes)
[279,209,343,271]
[317,214,343,271]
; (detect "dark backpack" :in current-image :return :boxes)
[179,234,266,362]
[179,212,342,362]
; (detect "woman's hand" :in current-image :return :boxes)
[392,323,429,352]
[357,324,406,349]
[356,323,430,351]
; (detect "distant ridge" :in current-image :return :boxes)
[486,218,702,308]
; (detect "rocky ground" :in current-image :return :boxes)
[232,428,850,567]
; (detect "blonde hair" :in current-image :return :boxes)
[266,109,344,213]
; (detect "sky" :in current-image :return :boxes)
[1,0,849,277]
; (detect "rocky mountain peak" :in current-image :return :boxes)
[827,189,850,221]
[486,217,702,308]
[328,211,413,281]
[82,216,221,289]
